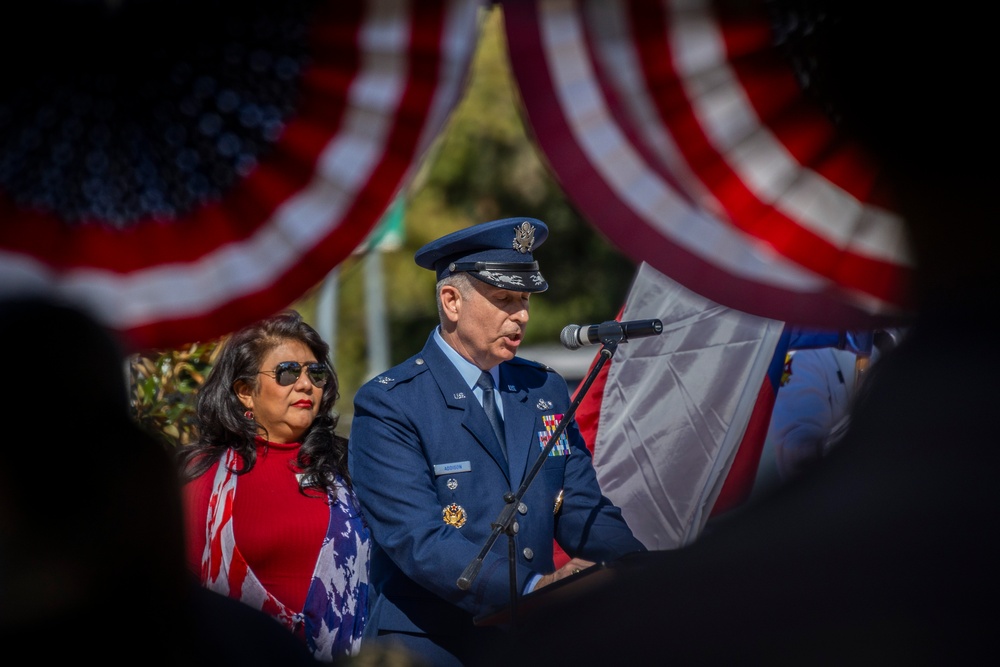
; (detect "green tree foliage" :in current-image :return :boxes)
[129,339,222,448]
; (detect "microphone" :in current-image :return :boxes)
[560,319,663,350]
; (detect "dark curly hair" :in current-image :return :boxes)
[177,309,349,496]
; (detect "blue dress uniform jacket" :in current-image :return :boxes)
[348,331,645,642]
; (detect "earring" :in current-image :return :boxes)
[244,410,254,420]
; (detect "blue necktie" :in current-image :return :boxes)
[477,370,507,457]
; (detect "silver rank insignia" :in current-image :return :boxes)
[443,503,467,528]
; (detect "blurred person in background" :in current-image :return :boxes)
[753,328,904,496]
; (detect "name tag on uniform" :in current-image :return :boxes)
[434,460,472,476]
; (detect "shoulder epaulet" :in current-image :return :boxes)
[364,355,430,391]
[508,355,555,373]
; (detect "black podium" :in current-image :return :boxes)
[473,550,659,627]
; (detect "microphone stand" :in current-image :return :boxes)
[457,336,622,628]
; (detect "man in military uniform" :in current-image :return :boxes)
[348,217,645,666]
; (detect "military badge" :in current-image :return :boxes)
[443,503,467,528]
[538,414,571,456]
[447,478,458,490]
[553,489,564,515]
[512,220,536,253]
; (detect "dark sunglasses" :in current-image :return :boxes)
[259,361,330,388]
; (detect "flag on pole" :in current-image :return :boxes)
[570,262,785,551]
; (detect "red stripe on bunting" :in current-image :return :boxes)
[0,1,478,350]
[121,2,450,350]
[503,0,895,330]
[0,2,363,271]
[624,0,912,307]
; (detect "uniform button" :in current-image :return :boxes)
[522,547,534,560]
[415,358,425,365]
[517,502,527,515]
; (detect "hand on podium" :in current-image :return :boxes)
[532,557,595,592]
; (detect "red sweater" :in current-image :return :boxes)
[182,441,329,612]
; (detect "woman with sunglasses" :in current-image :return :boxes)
[179,309,370,663]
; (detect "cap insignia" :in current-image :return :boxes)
[512,221,536,254]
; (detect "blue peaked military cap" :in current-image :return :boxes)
[414,217,549,292]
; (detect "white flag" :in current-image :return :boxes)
[588,262,784,550]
